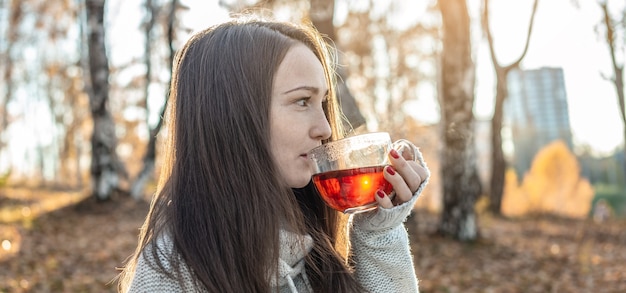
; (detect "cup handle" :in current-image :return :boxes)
[392,139,418,162]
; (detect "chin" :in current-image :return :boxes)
[290,180,310,189]
[288,175,312,189]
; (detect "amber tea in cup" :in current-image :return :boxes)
[308,132,416,214]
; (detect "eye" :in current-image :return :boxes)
[296,97,311,107]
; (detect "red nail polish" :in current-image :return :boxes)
[386,166,396,175]
[390,149,400,159]
[377,190,386,199]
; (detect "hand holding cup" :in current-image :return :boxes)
[308,132,426,214]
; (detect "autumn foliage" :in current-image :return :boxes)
[502,140,594,218]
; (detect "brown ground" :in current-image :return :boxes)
[0,187,624,293]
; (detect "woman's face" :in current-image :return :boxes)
[270,43,332,188]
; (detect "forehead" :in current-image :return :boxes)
[273,44,327,91]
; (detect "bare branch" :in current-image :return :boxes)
[481,0,500,69]
[482,0,540,72]
[505,0,539,72]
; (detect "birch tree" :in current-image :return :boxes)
[437,0,482,241]
[85,0,126,200]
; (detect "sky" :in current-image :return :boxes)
[473,0,624,156]
[110,0,625,156]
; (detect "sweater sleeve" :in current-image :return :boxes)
[349,150,429,293]
[126,236,197,293]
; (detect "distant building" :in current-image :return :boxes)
[505,67,573,176]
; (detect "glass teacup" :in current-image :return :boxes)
[308,132,417,214]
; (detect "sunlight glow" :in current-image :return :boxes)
[0,226,21,262]
[550,243,560,255]
[2,240,10,251]
[0,188,88,223]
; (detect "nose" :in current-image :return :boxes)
[311,108,332,141]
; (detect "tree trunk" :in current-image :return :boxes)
[309,0,366,131]
[599,2,626,183]
[130,0,178,199]
[483,0,538,214]
[437,0,481,241]
[86,0,126,200]
[488,67,507,214]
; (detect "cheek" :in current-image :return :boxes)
[269,128,293,174]
[269,127,288,158]
[269,115,285,156]
[270,117,299,154]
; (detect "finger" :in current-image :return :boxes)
[389,149,422,194]
[411,160,430,185]
[407,160,429,187]
[375,189,394,209]
[383,165,413,204]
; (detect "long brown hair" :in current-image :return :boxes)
[118,16,363,292]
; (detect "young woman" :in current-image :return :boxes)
[118,16,429,293]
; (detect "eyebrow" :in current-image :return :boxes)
[282,86,321,95]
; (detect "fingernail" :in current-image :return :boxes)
[390,149,400,159]
[386,166,396,175]
[377,190,386,199]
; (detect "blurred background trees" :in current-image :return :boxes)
[128,0,178,200]
[1,0,92,188]
[0,0,625,240]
